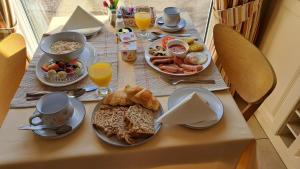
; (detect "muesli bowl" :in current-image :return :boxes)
[40,31,86,61]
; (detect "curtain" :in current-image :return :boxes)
[208,0,263,63]
[0,0,16,40]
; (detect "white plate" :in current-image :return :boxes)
[168,87,223,129]
[32,98,86,139]
[91,102,164,147]
[156,17,186,33]
[36,43,96,87]
[144,38,212,76]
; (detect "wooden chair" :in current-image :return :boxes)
[213,24,276,121]
[0,33,27,125]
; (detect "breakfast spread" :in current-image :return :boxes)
[50,40,82,54]
[92,85,160,145]
[41,59,83,81]
[147,36,208,75]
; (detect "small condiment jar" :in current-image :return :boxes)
[115,28,133,43]
[119,41,137,62]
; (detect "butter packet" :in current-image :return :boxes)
[119,32,137,43]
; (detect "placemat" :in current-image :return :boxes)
[11,26,118,108]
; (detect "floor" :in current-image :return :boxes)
[247,116,287,169]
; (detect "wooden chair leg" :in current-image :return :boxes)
[242,103,261,121]
[236,140,258,169]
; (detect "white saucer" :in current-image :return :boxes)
[36,43,96,87]
[32,98,86,139]
[156,17,186,32]
[168,87,223,129]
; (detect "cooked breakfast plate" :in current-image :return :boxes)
[91,85,163,147]
[145,37,212,76]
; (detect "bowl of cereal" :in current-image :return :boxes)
[40,31,86,61]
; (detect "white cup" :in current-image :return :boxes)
[29,92,74,128]
[163,7,181,27]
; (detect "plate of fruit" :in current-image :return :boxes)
[36,56,87,87]
[145,36,212,76]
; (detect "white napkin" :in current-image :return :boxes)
[62,6,103,36]
[157,92,217,125]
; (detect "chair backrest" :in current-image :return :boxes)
[0,33,27,125]
[213,24,276,120]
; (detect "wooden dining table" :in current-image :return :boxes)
[0,13,255,169]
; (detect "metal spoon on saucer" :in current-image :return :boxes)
[26,85,97,101]
[19,124,72,135]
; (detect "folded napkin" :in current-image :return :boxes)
[157,92,217,125]
[62,6,103,35]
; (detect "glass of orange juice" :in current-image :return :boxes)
[134,7,152,38]
[88,62,112,97]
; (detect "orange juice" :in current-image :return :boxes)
[134,12,151,30]
[88,63,112,87]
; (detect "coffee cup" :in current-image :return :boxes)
[163,7,181,27]
[29,92,74,128]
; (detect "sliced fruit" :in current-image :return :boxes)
[65,67,73,73]
[75,67,82,75]
[57,61,65,68]
[69,59,78,65]
[41,64,49,72]
[48,63,59,70]
[75,62,82,69]
[47,69,57,78]
[57,71,67,79]
[162,36,174,49]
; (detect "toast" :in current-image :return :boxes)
[93,105,128,138]
[125,105,155,138]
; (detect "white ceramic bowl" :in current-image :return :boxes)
[166,39,189,58]
[40,32,86,61]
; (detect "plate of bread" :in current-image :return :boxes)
[145,36,212,76]
[91,85,163,147]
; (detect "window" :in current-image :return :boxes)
[13,0,212,55]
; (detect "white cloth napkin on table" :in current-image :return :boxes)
[62,6,103,36]
[157,92,217,125]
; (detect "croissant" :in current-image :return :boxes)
[102,90,134,106]
[124,85,143,97]
[124,85,160,111]
[102,85,160,111]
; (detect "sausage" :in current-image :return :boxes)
[168,64,184,72]
[159,65,179,73]
[174,56,184,65]
[152,58,173,65]
[150,56,173,61]
[180,64,203,71]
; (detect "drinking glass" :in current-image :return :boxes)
[134,6,152,38]
[88,62,112,97]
